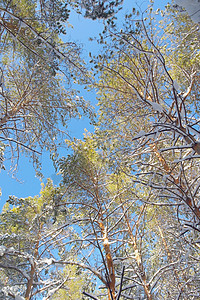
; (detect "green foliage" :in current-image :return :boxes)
[72,0,124,20]
[0,179,95,298]
[1,2,200,300]
[0,0,93,172]
[0,181,60,297]
[52,265,92,300]
[159,3,200,107]
[71,3,200,298]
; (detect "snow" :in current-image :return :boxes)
[46,288,57,297]
[29,257,34,266]
[173,81,180,91]
[150,102,164,113]
[0,245,6,256]
[7,247,15,253]
[66,102,72,108]
[15,296,25,300]
[40,258,54,265]
[134,130,146,139]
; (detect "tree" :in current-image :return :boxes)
[58,133,200,299]
[0,0,93,172]
[93,2,200,230]
[175,0,200,23]
[0,180,93,299]
[59,135,153,299]
[73,0,124,20]
[1,2,200,299]
[51,265,93,300]
[0,0,127,172]
[74,2,200,298]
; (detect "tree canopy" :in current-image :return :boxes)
[0,1,200,299]
[0,0,93,171]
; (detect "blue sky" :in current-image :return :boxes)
[0,0,168,210]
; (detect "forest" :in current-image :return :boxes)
[0,0,200,299]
